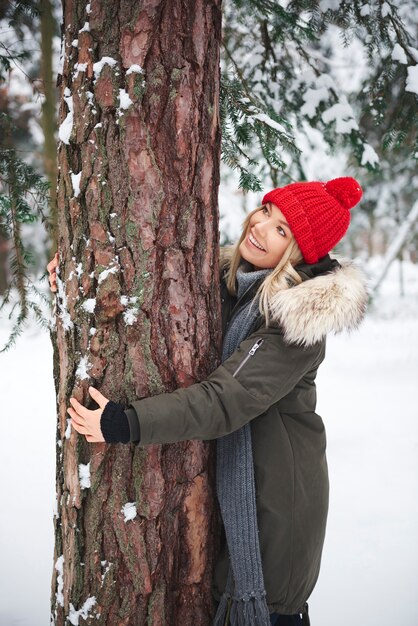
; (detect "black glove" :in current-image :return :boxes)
[100,401,130,444]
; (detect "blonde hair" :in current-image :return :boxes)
[220,204,305,327]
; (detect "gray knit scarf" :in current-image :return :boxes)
[213,260,273,626]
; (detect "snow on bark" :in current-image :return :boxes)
[126,64,144,75]
[70,171,81,197]
[78,463,91,489]
[68,596,96,625]
[78,21,90,34]
[58,87,73,144]
[121,502,137,522]
[75,355,92,380]
[81,298,96,313]
[65,418,71,439]
[118,88,133,111]
[55,555,64,607]
[92,56,117,81]
[97,264,119,284]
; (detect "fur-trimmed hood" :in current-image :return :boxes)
[268,255,370,346]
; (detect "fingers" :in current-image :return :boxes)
[47,253,59,273]
[67,406,84,425]
[69,397,95,419]
[70,417,89,435]
[47,252,59,293]
[88,386,109,409]
[49,272,57,292]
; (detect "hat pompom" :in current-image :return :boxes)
[325,177,362,210]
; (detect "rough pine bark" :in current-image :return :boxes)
[50,1,223,624]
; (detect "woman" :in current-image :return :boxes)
[47,176,369,626]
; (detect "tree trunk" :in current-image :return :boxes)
[50,1,222,624]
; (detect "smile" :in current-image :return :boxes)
[247,232,266,252]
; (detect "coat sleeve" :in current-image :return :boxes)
[127,327,325,445]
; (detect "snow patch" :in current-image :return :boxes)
[65,418,72,439]
[301,86,330,118]
[71,171,82,197]
[321,96,359,134]
[57,36,66,76]
[78,21,90,33]
[100,560,112,584]
[381,2,391,17]
[79,463,91,489]
[120,295,140,325]
[86,91,94,107]
[361,143,379,167]
[82,298,96,313]
[126,64,144,75]
[123,308,139,325]
[405,65,418,96]
[55,555,64,607]
[98,264,119,284]
[75,355,92,381]
[392,44,407,65]
[121,502,137,522]
[58,88,74,145]
[89,327,97,336]
[68,596,96,625]
[120,295,138,306]
[76,263,83,279]
[248,112,287,135]
[73,62,87,77]
[118,88,133,114]
[93,56,117,82]
[408,47,418,63]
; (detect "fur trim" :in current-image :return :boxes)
[268,256,370,346]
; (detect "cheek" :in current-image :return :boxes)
[267,236,288,259]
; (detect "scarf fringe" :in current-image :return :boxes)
[213,592,231,626]
[213,593,271,626]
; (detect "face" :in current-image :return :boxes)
[238,202,292,269]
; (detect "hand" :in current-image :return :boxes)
[47,251,59,293]
[67,386,109,443]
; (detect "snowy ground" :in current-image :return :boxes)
[0,257,417,626]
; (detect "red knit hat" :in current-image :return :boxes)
[261,177,363,263]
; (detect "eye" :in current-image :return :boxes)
[262,206,268,214]
[277,226,286,237]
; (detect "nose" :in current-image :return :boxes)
[253,218,268,239]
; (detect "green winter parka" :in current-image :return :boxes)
[127,253,368,615]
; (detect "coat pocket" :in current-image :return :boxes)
[231,338,264,378]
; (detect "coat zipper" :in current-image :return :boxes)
[231,338,264,378]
